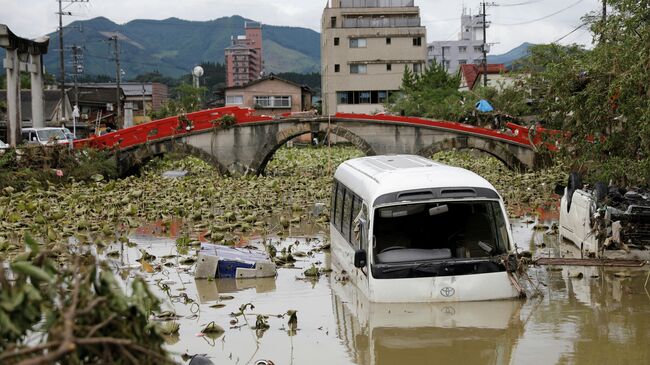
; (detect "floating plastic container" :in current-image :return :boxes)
[195,243,277,279]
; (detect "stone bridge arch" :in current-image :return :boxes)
[416,136,528,171]
[117,138,229,175]
[251,122,376,175]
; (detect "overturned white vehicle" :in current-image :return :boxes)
[558,173,650,255]
[331,155,521,303]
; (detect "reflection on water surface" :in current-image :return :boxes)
[114,218,649,364]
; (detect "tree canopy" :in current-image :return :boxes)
[386,0,649,184]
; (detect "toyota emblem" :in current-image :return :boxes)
[440,287,455,297]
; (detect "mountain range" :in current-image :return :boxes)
[1,15,533,81]
[487,42,534,69]
[38,16,321,78]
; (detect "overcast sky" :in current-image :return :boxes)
[2,0,601,54]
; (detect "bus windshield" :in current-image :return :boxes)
[371,200,510,278]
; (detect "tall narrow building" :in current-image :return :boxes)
[427,8,489,74]
[225,21,264,87]
[321,0,427,115]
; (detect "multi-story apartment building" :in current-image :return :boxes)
[321,0,427,115]
[427,9,489,75]
[225,21,264,87]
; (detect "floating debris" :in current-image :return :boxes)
[195,243,277,279]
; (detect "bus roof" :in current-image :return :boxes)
[334,155,499,204]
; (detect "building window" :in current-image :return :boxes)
[350,64,367,74]
[331,16,337,28]
[458,59,467,65]
[413,37,422,46]
[442,46,450,53]
[386,63,392,71]
[386,37,391,44]
[349,38,367,48]
[378,91,388,103]
[253,96,292,108]
[337,92,349,104]
[413,63,422,73]
[337,90,393,105]
[226,95,244,105]
[334,37,340,46]
[474,46,483,53]
[459,46,467,53]
[334,64,340,73]
[358,92,371,104]
[474,59,483,65]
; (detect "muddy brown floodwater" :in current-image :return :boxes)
[106,216,650,365]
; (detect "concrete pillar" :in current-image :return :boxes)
[30,54,44,128]
[4,48,21,146]
[123,102,133,128]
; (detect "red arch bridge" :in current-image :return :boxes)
[76,106,556,176]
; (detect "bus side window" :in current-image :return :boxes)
[342,189,353,244]
[334,183,345,231]
[331,181,338,220]
[350,195,361,247]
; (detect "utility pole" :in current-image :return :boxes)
[481,1,488,87]
[441,46,446,72]
[66,44,83,146]
[602,0,607,23]
[109,35,122,129]
[57,0,66,122]
[56,0,89,123]
[70,45,83,110]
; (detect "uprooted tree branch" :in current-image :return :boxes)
[0,235,172,364]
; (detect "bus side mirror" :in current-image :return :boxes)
[354,249,367,268]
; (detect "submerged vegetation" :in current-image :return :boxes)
[0,146,117,191]
[1,145,562,362]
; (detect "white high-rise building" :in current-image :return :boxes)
[427,8,490,74]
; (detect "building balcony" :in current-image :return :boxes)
[339,0,415,8]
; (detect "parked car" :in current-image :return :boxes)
[60,127,76,142]
[558,173,650,255]
[21,128,68,145]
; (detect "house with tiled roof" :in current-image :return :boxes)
[459,63,514,91]
[224,75,312,115]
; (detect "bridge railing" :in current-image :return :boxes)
[76,107,559,152]
[75,107,273,150]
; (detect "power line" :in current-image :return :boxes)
[493,0,586,26]
[553,22,589,43]
[497,0,547,7]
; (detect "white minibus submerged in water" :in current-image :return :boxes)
[330,155,520,302]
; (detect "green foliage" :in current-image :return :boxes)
[0,147,117,191]
[150,83,209,119]
[0,235,168,363]
[386,64,463,120]
[513,1,650,184]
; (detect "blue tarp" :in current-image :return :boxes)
[475,99,494,113]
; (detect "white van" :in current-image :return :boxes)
[331,155,520,302]
[21,128,68,145]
